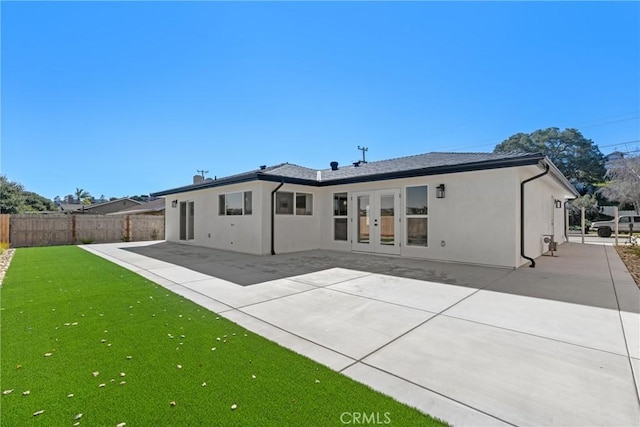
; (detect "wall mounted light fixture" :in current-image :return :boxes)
[554,199,562,209]
[171,200,178,208]
[436,184,446,199]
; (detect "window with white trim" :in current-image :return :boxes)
[333,192,348,241]
[406,185,428,247]
[276,191,313,215]
[219,191,252,216]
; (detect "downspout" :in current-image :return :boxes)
[520,163,550,268]
[270,180,284,255]
[563,201,569,242]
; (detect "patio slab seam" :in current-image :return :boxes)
[438,312,632,359]
[604,246,640,404]
[234,306,358,363]
[354,360,517,427]
[340,268,518,373]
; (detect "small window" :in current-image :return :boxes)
[333,193,348,241]
[620,217,630,223]
[244,191,252,215]
[296,193,313,215]
[219,191,252,216]
[218,195,225,216]
[276,192,294,215]
[406,186,428,215]
[226,192,243,215]
[406,185,428,247]
[333,192,348,216]
[276,191,313,215]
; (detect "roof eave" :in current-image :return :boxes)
[316,154,547,186]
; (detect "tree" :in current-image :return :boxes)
[598,155,640,214]
[74,188,91,205]
[494,128,605,193]
[1,175,26,213]
[568,194,600,224]
[1,175,56,213]
[23,192,57,212]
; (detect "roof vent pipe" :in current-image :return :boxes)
[316,171,322,182]
[330,161,339,171]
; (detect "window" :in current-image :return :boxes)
[296,193,313,215]
[406,186,428,247]
[333,192,348,241]
[276,191,313,215]
[276,192,294,215]
[219,191,252,216]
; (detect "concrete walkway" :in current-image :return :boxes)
[81,242,640,426]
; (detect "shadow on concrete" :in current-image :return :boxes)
[125,241,639,313]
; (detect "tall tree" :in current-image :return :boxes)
[0,175,26,213]
[494,128,605,193]
[598,155,640,214]
[1,175,56,213]
[74,188,91,204]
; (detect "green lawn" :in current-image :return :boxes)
[1,246,446,426]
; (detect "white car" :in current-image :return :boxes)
[590,215,640,237]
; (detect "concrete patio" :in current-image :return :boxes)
[81,241,640,426]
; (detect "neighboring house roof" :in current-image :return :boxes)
[84,198,143,210]
[58,203,83,212]
[58,198,143,213]
[106,198,165,215]
[152,151,579,197]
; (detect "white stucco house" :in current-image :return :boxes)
[151,152,579,268]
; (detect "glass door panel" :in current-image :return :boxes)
[357,195,370,244]
[379,194,395,246]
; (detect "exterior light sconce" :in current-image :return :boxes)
[554,199,562,209]
[171,200,178,208]
[436,184,446,199]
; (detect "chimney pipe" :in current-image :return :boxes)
[193,175,204,184]
[330,161,339,171]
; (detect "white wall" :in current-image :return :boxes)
[270,183,322,254]
[517,165,572,267]
[163,182,265,255]
[162,163,574,268]
[316,168,521,268]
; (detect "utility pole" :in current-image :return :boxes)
[196,169,209,179]
[357,146,368,163]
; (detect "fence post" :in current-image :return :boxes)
[126,215,132,242]
[0,214,10,247]
[614,206,619,246]
[581,207,585,244]
[71,214,77,244]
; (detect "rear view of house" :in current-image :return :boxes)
[151,152,579,268]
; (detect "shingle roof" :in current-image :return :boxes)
[263,152,540,182]
[152,151,556,196]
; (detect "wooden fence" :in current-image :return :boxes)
[0,214,9,247]
[6,214,165,248]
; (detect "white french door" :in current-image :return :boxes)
[352,190,401,255]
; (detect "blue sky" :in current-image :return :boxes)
[1,1,639,201]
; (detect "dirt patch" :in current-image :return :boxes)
[0,248,15,285]
[615,245,640,288]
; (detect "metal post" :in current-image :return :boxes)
[614,206,619,246]
[581,207,585,244]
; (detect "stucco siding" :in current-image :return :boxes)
[163,182,265,255]
[517,165,571,267]
[316,168,520,268]
[160,162,574,268]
